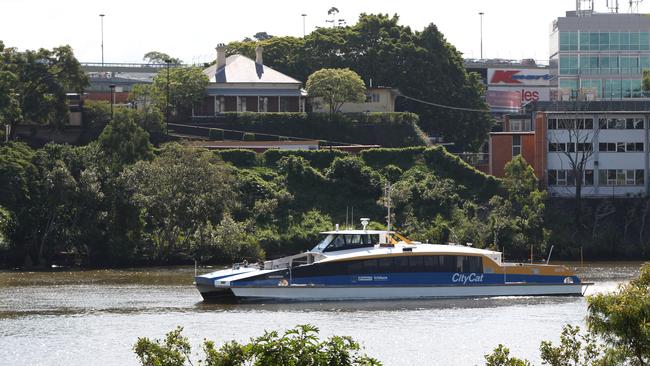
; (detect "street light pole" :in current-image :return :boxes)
[301,14,307,37]
[100,14,105,67]
[109,84,116,118]
[165,59,171,133]
[479,12,484,59]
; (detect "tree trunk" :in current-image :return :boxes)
[574,181,583,239]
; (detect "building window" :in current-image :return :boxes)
[512,135,521,156]
[598,142,644,152]
[559,56,579,74]
[511,120,522,132]
[238,97,247,112]
[598,117,645,130]
[258,97,268,112]
[548,169,594,186]
[215,97,222,114]
[598,169,645,186]
[559,31,578,51]
[557,170,567,186]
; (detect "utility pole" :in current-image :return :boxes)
[479,12,484,59]
[100,14,105,67]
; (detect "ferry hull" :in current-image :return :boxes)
[229,283,587,301]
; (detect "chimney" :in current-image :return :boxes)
[255,45,264,65]
[216,43,226,70]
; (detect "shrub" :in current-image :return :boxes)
[263,149,348,170]
[191,112,428,147]
[423,146,501,199]
[361,146,427,170]
[134,324,381,366]
[208,128,223,140]
[243,132,255,141]
[216,149,258,167]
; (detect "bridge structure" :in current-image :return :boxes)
[80,62,191,74]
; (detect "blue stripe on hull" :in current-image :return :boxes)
[232,272,580,287]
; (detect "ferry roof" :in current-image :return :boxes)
[319,243,501,263]
[319,230,393,235]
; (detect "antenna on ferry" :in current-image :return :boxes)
[351,206,354,229]
[384,182,392,233]
[361,218,369,231]
[345,206,349,229]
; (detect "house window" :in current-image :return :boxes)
[512,135,521,156]
[258,97,268,112]
[215,97,225,114]
[511,120,522,132]
[280,98,289,112]
[238,97,247,112]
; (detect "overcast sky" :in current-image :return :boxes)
[3,0,650,65]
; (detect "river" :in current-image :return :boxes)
[0,262,641,366]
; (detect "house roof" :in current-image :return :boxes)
[203,55,302,85]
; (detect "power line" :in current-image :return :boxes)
[398,94,491,113]
[167,123,360,146]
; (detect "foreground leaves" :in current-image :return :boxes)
[134,324,381,366]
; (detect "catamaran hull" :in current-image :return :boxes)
[227,283,587,301]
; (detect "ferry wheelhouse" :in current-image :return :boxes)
[195,224,588,301]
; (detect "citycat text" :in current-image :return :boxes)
[452,273,484,285]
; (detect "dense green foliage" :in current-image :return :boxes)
[134,324,380,366]
[306,68,366,116]
[485,262,650,365]
[225,14,492,150]
[151,66,208,120]
[191,112,429,147]
[0,128,529,267]
[0,41,88,139]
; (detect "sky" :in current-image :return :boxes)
[3,0,650,65]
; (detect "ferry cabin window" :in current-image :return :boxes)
[295,255,485,277]
[323,234,379,252]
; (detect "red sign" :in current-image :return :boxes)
[490,70,522,84]
[488,69,551,85]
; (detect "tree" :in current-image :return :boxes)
[502,155,548,255]
[119,144,236,262]
[484,262,650,366]
[134,324,381,366]
[484,345,530,366]
[253,31,273,41]
[0,43,88,140]
[142,51,182,64]
[97,109,154,171]
[226,14,493,150]
[128,84,164,133]
[547,107,598,233]
[151,66,209,120]
[643,69,650,95]
[587,262,650,365]
[306,68,366,117]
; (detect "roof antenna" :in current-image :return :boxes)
[361,218,370,231]
[384,182,392,233]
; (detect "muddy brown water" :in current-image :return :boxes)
[0,262,642,365]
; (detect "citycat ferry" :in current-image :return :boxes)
[194,220,589,301]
